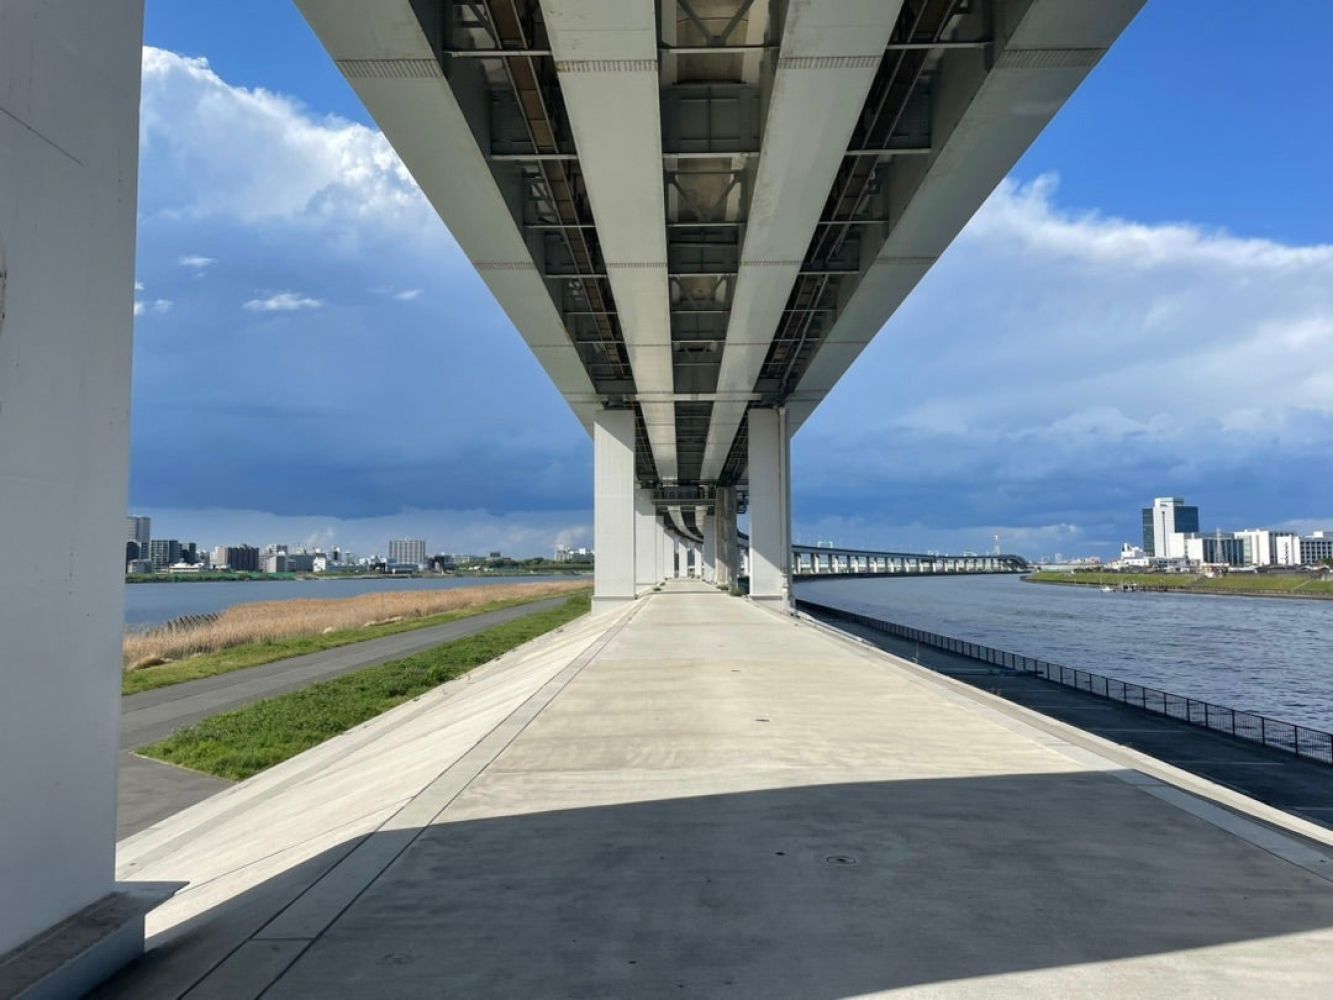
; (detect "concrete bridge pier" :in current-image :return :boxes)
[592,409,638,614]
[702,514,719,584]
[634,487,658,595]
[658,520,672,584]
[0,3,173,995]
[747,408,792,608]
[715,486,738,589]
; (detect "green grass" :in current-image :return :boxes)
[122,590,588,696]
[137,593,590,780]
[1028,571,1333,597]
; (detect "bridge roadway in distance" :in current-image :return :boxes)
[117,597,571,839]
[98,583,1333,998]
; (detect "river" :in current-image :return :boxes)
[796,574,1333,731]
[124,575,584,629]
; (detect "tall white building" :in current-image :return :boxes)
[388,538,427,567]
[1274,534,1302,566]
[1147,497,1199,560]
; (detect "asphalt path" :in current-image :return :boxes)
[118,596,570,838]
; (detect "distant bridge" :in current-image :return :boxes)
[731,534,1029,578]
[792,544,1029,577]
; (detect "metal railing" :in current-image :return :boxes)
[796,599,1333,767]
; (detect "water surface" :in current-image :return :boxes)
[797,574,1333,730]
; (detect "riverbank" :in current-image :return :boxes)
[1026,570,1333,600]
[123,580,588,693]
[139,593,590,780]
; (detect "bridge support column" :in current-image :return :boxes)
[702,514,717,583]
[0,3,175,994]
[747,408,792,608]
[592,409,637,614]
[675,536,685,578]
[634,488,658,595]
[715,486,737,589]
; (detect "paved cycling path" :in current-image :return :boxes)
[118,596,569,837]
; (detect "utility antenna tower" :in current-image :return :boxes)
[993,532,1001,555]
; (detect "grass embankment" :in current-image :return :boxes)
[1028,570,1333,597]
[139,593,590,781]
[123,581,588,695]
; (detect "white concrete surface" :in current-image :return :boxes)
[700,0,903,480]
[748,408,792,604]
[544,0,677,479]
[102,584,1333,998]
[592,408,636,613]
[0,0,144,960]
[634,487,659,593]
[702,512,717,583]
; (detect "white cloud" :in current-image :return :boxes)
[393,288,423,301]
[797,173,1333,551]
[243,292,323,312]
[139,48,431,234]
[134,281,144,292]
[134,298,173,317]
[179,254,218,271]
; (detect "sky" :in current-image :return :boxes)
[132,1,1333,560]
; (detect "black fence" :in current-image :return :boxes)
[796,599,1333,767]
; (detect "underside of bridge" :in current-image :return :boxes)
[295,0,1143,609]
[0,1,1156,989]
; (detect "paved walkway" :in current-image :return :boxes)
[818,613,1333,829]
[117,596,569,838]
[103,583,1333,997]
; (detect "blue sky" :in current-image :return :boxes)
[133,2,1333,559]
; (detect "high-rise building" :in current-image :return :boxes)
[212,545,259,572]
[388,538,426,567]
[1146,497,1199,560]
[147,538,182,569]
[127,515,151,551]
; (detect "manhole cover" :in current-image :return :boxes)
[825,855,858,866]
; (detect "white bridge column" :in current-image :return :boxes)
[702,512,717,584]
[593,409,637,614]
[714,487,737,589]
[747,408,792,607]
[658,520,671,583]
[634,488,658,595]
[0,2,166,993]
[675,537,685,578]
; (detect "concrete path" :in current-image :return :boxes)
[821,613,1333,829]
[117,596,569,839]
[103,583,1333,998]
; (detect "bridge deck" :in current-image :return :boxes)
[105,583,1333,998]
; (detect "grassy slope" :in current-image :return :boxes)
[138,593,590,781]
[1028,571,1333,596]
[123,590,589,696]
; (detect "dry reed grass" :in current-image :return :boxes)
[123,580,586,670]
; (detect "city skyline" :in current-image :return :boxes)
[130,2,1333,561]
